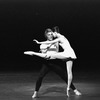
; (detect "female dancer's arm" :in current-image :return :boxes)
[55,42,59,52]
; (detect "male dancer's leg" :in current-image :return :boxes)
[32,60,50,98]
[35,63,50,91]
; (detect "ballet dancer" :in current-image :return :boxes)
[24,28,81,97]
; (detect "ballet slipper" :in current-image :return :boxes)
[32,91,38,98]
[74,89,82,96]
[66,88,70,97]
[24,51,35,56]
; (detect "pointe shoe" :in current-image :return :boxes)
[32,91,38,98]
[66,88,70,97]
[74,89,82,96]
[24,51,34,56]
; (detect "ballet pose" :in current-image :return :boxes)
[24,27,81,97]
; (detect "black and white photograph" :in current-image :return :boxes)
[0,0,100,100]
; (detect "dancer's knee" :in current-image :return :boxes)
[68,74,73,81]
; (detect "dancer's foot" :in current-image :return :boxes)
[66,88,70,97]
[74,89,82,96]
[24,51,35,56]
[32,91,38,98]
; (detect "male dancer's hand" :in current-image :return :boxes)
[33,39,40,44]
[45,54,56,60]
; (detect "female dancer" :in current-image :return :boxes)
[24,27,81,97]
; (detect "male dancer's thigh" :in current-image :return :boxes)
[35,62,50,91]
[48,59,67,80]
[38,63,50,79]
[37,58,50,77]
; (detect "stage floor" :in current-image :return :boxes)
[0,72,100,100]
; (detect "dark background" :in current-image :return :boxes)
[0,0,100,73]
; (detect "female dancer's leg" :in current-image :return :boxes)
[66,61,73,96]
[49,60,76,91]
[47,52,71,59]
[66,60,81,96]
[49,59,81,96]
[48,58,81,97]
[24,51,47,58]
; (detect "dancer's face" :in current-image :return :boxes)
[52,32,57,38]
[46,32,53,41]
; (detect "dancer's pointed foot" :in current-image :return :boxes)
[32,91,38,98]
[24,51,35,56]
[74,89,82,96]
[66,88,70,97]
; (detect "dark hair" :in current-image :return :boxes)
[52,26,59,33]
[44,28,52,38]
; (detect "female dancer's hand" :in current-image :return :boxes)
[44,54,51,59]
[33,39,40,44]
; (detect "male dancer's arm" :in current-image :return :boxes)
[55,42,59,52]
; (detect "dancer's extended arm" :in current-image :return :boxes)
[33,38,60,44]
